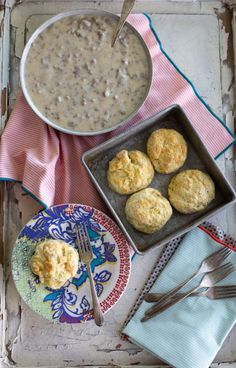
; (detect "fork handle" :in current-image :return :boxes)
[145,269,200,311]
[142,285,199,322]
[87,264,104,327]
[144,290,206,302]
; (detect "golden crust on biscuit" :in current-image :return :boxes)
[168,169,215,214]
[125,188,172,234]
[31,239,79,289]
[147,129,187,174]
[107,150,154,195]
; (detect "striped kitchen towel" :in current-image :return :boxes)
[0,14,235,208]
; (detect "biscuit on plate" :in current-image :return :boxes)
[31,239,79,289]
[125,187,172,234]
[168,169,215,214]
[107,150,154,195]
[147,128,187,174]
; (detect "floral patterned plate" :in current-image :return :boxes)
[12,204,131,323]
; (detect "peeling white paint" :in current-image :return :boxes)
[1,0,236,367]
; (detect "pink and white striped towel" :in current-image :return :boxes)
[0,14,235,209]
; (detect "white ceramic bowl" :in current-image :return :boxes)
[20,9,153,136]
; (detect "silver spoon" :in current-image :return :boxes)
[111,0,136,47]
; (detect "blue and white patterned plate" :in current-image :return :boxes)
[12,204,131,323]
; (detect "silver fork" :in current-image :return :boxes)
[144,285,236,302]
[141,262,235,322]
[76,223,104,327]
[149,247,232,310]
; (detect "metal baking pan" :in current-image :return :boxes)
[82,105,236,254]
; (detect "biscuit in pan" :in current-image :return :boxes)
[147,128,187,174]
[168,169,215,214]
[107,150,154,195]
[125,187,172,234]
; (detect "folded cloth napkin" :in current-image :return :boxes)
[122,226,236,368]
[0,14,235,208]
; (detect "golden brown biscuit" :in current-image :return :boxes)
[125,188,172,234]
[147,129,187,173]
[168,169,215,214]
[31,239,79,289]
[107,150,154,195]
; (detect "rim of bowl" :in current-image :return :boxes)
[20,8,153,136]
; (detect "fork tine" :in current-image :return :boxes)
[205,286,236,300]
[213,285,236,294]
[79,224,87,251]
[228,264,235,272]
[83,223,92,250]
[82,223,91,251]
[207,247,231,261]
[77,225,87,254]
[217,262,234,272]
[217,247,232,258]
[214,285,236,292]
[220,247,231,255]
[210,248,232,265]
[215,289,236,297]
[220,247,232,255]
[221,249,233,261]
[76,227,84,256]
[209,262,235,283]
[76,229,82,258]
[212,251,232,268]
[82,225,89,251]
[215,288,236,294]
[221,264,235,278]
[214,293,236,299]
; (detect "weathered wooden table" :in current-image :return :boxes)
[0,1,236,367]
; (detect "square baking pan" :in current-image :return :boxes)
[82,105,236,254]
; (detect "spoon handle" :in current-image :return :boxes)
[112,0,136,47]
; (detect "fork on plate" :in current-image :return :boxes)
[76,223,104,327]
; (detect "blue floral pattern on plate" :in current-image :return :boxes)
[12,204,131,323]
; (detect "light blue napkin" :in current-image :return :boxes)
[123,227,236,368]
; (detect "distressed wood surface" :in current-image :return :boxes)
[0,0,236,367]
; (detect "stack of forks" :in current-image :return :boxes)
[142,247,235,322]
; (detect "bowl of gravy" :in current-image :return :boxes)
[20,9,153,135]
